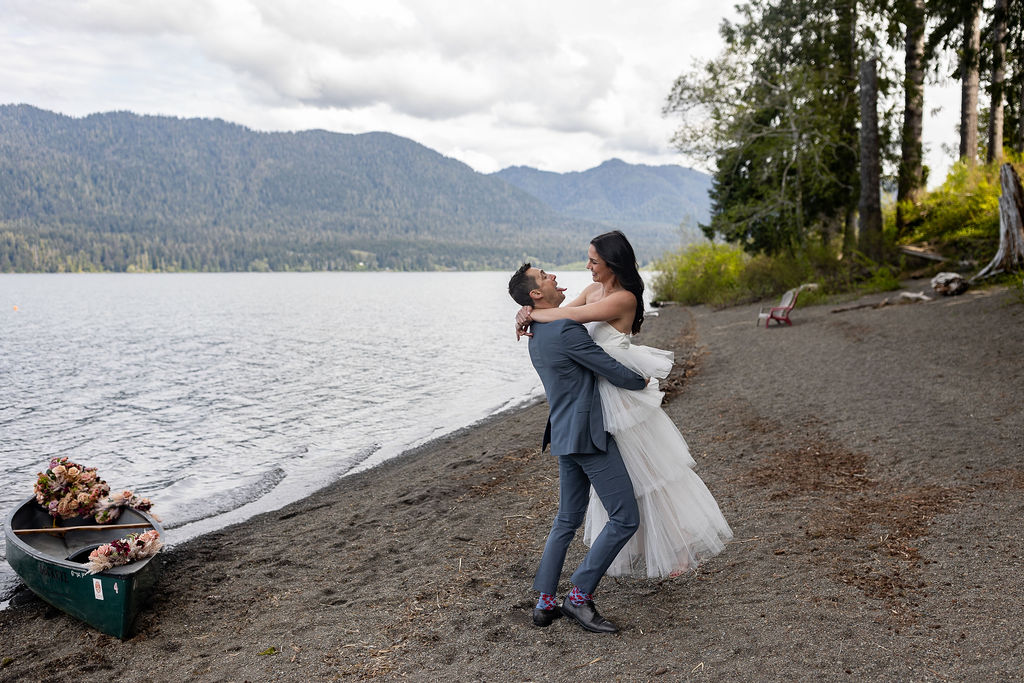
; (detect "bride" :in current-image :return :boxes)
[516,230,732,577]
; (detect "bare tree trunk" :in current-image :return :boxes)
[1019,79,1024,155]
[974,163,1024,279]
[836,0,861,242]
[859,57,883,263]
[842,206,856,261]
[960,6,982,165]
[897,0,926,237]
[988,0,1008,163]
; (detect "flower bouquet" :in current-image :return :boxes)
[34,457,111,520]
[34,457,157,523]
[86,530,164,575]
[94,490,156,524]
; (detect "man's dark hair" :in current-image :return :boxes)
[508,262,537,306]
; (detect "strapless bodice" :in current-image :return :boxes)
[585,321,631,349]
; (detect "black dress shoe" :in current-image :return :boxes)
[560,599,618,633]
[532,606,562,627]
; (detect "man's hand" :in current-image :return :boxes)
[515,305,534,340]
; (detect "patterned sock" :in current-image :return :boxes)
[536,593,557,611]
[567,585,593,606]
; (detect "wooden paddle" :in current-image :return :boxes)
[13,522,155,536]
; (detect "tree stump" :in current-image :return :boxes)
[973,163,1024,280]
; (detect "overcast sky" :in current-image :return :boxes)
[2,0,960,183]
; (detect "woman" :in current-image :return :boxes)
[516,230,732,577]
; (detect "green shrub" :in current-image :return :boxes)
[653,241,830,307]
[898,158,1018,260]
[863,262,902,293]
[652,242,746,306]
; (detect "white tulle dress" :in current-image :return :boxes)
[583,321,733,577]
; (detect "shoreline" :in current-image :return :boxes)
[158,391,549,551]
[0,391,547,614]
[2,283,1024,680]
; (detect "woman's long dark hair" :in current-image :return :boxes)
[591,230,644,334]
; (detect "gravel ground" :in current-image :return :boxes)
[2,278,1022,682]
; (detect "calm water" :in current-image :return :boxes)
[0,270,603,604]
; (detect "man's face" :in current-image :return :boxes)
[527,267,566,307]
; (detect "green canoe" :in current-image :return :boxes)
[4,495,164,639]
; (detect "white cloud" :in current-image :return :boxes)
[0,0,962,180]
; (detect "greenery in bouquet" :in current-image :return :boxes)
[86,529,163,574]
[34,457,110,520]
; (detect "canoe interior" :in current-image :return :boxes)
[4,496,164,639]
[10,500,158,570]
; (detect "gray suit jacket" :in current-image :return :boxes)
[528,319,646,456]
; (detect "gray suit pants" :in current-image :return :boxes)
[532,437,639,596]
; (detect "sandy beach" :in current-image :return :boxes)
[2,279,1023,681]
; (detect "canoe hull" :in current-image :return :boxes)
[4,496,163,639]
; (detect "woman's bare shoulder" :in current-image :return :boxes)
[582,282,604,301]
[587,286,634,304]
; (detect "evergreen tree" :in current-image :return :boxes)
[666,0,872,256]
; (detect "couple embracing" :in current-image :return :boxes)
[507,230,732,634]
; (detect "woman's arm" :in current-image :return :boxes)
[529,289,634,325]
[514,282,600,338]
[565,283,600,307]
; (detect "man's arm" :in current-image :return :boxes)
[559,322,647,390]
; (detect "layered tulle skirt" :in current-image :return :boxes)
[583,323,733,577]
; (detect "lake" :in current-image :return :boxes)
[1,270,608,605]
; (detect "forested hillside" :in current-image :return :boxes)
[492,159,710,255]
[0,105,615,272]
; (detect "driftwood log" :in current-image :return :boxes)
[973,163,1024,280]
[830,291,932,313]
[898,245,947,262]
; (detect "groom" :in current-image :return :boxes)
[508,263,646,634]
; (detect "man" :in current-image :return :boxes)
[507,263,647,634]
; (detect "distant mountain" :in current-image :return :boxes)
[491,158,710,257]
[0,105,612,272]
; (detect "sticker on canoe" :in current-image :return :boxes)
[93,578,104,601]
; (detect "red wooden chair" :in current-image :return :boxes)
[756,284,816,328]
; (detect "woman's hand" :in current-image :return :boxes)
[515,306,534,340]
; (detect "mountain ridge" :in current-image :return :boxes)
[491,157,710,249]
[0,105,708,272]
